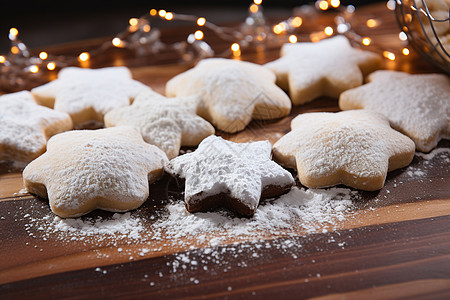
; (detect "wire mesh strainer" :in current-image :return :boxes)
[395,0,450,73]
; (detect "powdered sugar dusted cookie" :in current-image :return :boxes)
[265,36,382,105]
[31,67,150,126]
[105,90,214,159]
[166,135,294,216]
[0,91,73,163]
[273,110,415,191]
[166,58,291,133]
[339,70,450,152]
[23,126,168,218]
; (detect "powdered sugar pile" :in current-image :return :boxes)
[23,186,357,248]
[157,187,356,239]
[52,212,144,240]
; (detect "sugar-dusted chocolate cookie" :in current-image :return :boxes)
[105,90,214,159]
[273,110,415,191]
[0,91,73,163]
[31,67,151,126]
[23,126,168,218]
[166,135,294,216]
[166,58,291,133]
[339,70,450,152]
[265,36,382,105]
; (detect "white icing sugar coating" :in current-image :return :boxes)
[0,91,73,162]
[265,35,382,105]
[273,110,415,191]
[23,126,168,218]
[166,58,291,133]
[31,67,151,126]
[104,89,214,159]
[166,135,294,216]
[339,70,450,152]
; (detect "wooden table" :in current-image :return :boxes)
[1,3,449,299]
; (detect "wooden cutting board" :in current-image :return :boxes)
[1,3,449,299]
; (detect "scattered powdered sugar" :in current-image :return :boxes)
[13,188,28,196]
[52,212,144,240]
[415,147,450,161]
[406,169,426,177]
[23,186,357,248]
[405,148,450,178]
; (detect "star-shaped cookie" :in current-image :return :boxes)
[0,91,73,162]
[31,66,151,126]
[339,70,450,152]
[166,135,294,216]
[272,110,415,191]
[104,90,214,159]
[23,126,168,218]
[166,58,291,133]
[265,35,382,105]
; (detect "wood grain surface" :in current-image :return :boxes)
[1,3,449,299]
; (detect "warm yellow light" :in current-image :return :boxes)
[250,4,259,13]
[158,10,166,17]
[366,19,378,28]
[194,30,204,40]
[165,12,173,20]
[273,25,282,34]
[9,28,18,37]
[11,46,19,54]
[129,18,138,26]
[402,47,410,55]
[253,0,262,4]
[383,51,395,61]
[291,16,302,27]
[289,35,297,43]
[273,23,286,35]
[197,17,206,26]
[112,37,122,47]
[404,14,412,23]
[78,52,90,62]
[330,0,340,8]
[231,43,240,52]
[362,37,371,46]
[150,9,157,16]
[399,31,407,41]
[319,1,329,10]
[47,62,56,71]
[39,51,48,60]
[324,26,334,36]
[0,55,5,63]
[29,65,39,73]
[143,24,151,32]
[386,0,396,11]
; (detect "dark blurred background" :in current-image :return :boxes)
[0,0,384,53]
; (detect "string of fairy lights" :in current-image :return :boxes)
[0,0,410,91]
